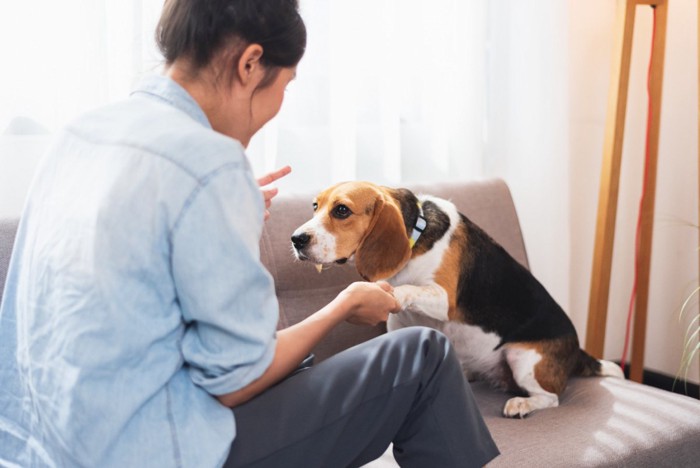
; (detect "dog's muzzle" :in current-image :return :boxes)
[291,232,313,261]
[291,232,311,251]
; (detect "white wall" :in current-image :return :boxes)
[485,1,573,355]
[569,0,699,384]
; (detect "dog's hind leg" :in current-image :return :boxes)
[502,345,560,418]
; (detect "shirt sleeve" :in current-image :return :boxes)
[170,163,278,396]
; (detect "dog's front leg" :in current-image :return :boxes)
[392,283,449,322]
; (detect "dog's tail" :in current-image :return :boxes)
[574,348,625,379]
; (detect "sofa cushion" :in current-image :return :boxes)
[364,377,700,467]
[471,377,700,467]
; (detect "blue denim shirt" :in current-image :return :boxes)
[0,75,279,467]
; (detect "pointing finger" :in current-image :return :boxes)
[257,165,292,188]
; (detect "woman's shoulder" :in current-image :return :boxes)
[68,95,250,181]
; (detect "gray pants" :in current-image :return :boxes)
[224,327,499,468]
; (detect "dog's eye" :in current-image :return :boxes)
[312,202,318,212]
[332,204,352,219]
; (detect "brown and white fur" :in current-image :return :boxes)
[291,181,624,418]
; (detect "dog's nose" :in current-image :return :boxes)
[291,232,311,250]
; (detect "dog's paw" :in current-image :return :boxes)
[391,286,411,311]
[503,397,534,419]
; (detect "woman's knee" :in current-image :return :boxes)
[385,326,457,372]
[389,326,451,353]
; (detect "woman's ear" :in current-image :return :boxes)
[236,44,264,86]
[355,195,411,282]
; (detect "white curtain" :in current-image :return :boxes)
[0,0,163,218]
[0,0,568,190]
[0,0,571,311]
[247,0,488,192]
[0,0,162,131]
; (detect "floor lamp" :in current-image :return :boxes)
[584,0,668,384]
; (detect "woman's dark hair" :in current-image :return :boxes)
[156,0,306,81]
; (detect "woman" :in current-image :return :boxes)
[0,1,498,466]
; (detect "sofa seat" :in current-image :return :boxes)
[472,376,700,467]
[364,375,700,467]
[2,179,700,467]
[257,179,700,467]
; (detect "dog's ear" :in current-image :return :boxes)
[355,195,411,281]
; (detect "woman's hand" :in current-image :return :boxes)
[339,281,401,326]
[216,280,398,408]
[257,165,292,221]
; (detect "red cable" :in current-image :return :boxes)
[620,6,657,373]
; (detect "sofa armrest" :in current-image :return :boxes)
[0,218,19,306]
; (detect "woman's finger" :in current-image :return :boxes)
[261,187,279,202]
[257,165,292,188]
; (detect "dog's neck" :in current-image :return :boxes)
[412,200,452,255]
[387,189,451,255]
[408,203,427,248]
[387,188,421,235]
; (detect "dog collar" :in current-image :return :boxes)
[409,202,427,248]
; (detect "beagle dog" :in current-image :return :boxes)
[291,181,624,418]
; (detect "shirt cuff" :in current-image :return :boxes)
[189,335,277,396]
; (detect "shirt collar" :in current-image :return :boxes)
[131,74,212,129]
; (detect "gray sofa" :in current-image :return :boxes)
[2,179,700,467]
